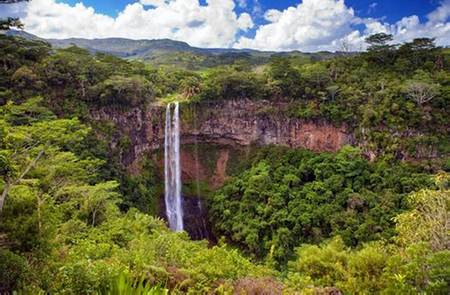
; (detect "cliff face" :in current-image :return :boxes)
[90,100,353,186]
[184,100,351,151]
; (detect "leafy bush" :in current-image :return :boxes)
[0,250,28,292]
[102,272,168,295]
[285,180,450,294]
[210,146,432,267]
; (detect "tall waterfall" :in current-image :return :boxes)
[164,102,183,231]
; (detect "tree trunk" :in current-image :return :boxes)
[37,194,42,236]
[0,148,45,213]
[0,182,11,214]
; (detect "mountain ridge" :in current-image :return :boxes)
[5,30,345,68]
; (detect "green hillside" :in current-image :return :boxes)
[6,30,343,69]
[0,32,449,294]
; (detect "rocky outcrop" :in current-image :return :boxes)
[159,195,214,241]
[184,100,351,152]
[90,100,354,240]
[90,99,353,184]
[210,149,230,188]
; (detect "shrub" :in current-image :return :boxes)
[0,250,28,292]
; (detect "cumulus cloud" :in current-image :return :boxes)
[0,1,27,19]
[235,0,357,51]
[236,0,247,9]
[235,0,450,51]
[368,2,378,14]
[428,0,450,23]
[2,0,450,51]
[360,0,450,48]
[18,0,253,48]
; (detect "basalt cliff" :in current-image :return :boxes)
[90,99,353,187]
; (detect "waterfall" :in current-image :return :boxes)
[164,102,183,231]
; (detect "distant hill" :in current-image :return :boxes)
[6,30,348,69]
[5,30,43,41]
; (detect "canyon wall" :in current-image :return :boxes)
[90,99,354,186]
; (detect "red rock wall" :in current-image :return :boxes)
[89,100,353,186]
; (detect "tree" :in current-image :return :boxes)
[403,70,440,106]
[398,38,439,70]
[326,85,340,101]
[201,67,265,101]
[91,75,154,106]
[394,173,449,251]
[0,17,23,31]
[0,1,29,31]
[267,57,303,99]
[302,63,330,88]
[365,33,396,64]
[0,97,90,213]
[365,33,394,49]
[55,181,120,226]
[408,38,437,51]
[405,81,439,105]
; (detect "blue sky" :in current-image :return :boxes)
[58,0,440,23]
[2,0,449,51]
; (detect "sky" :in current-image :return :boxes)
[1,0,449,51]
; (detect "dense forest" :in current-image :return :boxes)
[0,30,449,294]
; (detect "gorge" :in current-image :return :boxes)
[91,99,354,238]
[91,99,353,182]
[1,31,448,294]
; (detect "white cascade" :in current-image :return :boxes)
[164,102,183,231]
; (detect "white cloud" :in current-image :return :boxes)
[264,9,283,23]
[0,2,27,19]
[140,0,171,7]
[360,3,450,48]
[18,0,253,48]
[2,0,450,51]
[235,0,357,51]
[235,0,450,51]
[237,0,247,8]
[368,2,378,14]
[428,0,450,23]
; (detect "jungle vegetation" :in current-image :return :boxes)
[0,33,449,293]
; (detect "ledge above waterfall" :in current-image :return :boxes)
[89,99,353,163]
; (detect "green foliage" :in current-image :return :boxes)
[286,238,450,294]
[119,160,159,215]
[285,179,450,294]
[266,57,303,99]
[0,35,50,103]
[200,66,266,101]
[91,75,154,107]
[394,174,449,251]
[102,272,168,295]
[36,210,272,294]
[37,46,158,112]
[210,146,432,267]
[0,99,274,294]
[0,34,448,294]
[0,249,28,292]
[286,237,390,293]
[2,34,448,162]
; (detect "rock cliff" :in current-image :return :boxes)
[90,99,353,186]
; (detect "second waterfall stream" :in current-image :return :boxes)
[164,102,184,231]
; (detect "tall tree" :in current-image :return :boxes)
[267,57,303,99]
[365,33,396,64]
[0,97,90,213]
[0,0,29,31]
[0,18,23,31]
[365,33,394,48]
